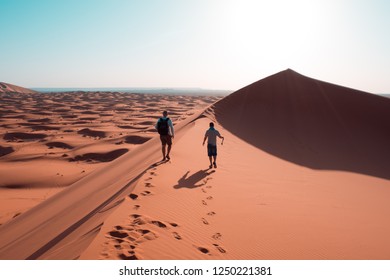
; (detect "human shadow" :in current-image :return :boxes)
[173,169,215,189]
[150,159,170,168]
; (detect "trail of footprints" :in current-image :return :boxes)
[199,182,227,256]
[101,168,226,259]
[101,214,181,260]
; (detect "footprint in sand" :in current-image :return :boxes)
[172,232,182,240]
[206,196,213,200]
[197,246,210,254]
[131,214,147,226]
[213,244,227,254]
[207,211,216,216]
[202,178,211,185]
[127,230,142,241]
[105,225,158,259]
[103,214,182,260]
[137,229,158,241]
[129,193,138,200]
[133,205,140,210]
[130,214,141,219]
[119,251,138,260]
[202,200,208,206]
[108,229,128,240]
[145,182,155,188]
[141,190,152,196]
[152,220,167,228]
[117,242,140,260]
[201,218,209,225]
[201,188,207,193]
[212,232,222,240]
[206,185,212,189]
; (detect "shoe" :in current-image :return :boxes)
[166,155,170,160]
[213,162,217,168]
[209,164,213,169]
[162,156,166,161]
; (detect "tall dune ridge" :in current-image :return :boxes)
[208,69,390,179]
[1,70,390,260]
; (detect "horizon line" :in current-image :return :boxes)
[30,87,234,95]
[31,86,233,91]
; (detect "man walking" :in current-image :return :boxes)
[203,122,224,169]
[156,111,174,161]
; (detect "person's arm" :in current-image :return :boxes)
[155,118,160,130]
[217,131,224,144]
[168,119,174,137]
[203,132,208,146]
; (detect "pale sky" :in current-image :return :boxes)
[1,0,389,93]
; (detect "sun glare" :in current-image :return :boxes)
[212,0,333,76]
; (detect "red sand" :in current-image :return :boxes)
[1,70,389,260]
[0,91,218,227]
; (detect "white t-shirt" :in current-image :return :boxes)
[205,128,221,145]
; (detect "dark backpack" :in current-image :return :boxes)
[157,118,169,135]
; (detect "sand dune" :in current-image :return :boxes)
[0,82,37,94]
[1,70,390,260]
[208,69,390,179]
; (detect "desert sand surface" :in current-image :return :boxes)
[0,90,220,226]
[1,70,390,260]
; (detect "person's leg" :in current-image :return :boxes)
[207,144,213,168]
[213,146,217,168]
[166,136,172,159]
[166,144,171,159]
[161,144,166,160]
[160,135,170,161]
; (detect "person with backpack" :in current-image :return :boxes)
[202,122,224,169]
[156,110,174,161]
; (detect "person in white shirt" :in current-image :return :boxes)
[202,122,224,169]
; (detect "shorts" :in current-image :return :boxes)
[160,135,172,146]
[207,144,217,157]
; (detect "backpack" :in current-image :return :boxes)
[157,118,170,135]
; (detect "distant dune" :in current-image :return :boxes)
[33,87,232,96]
[0,82,37,94]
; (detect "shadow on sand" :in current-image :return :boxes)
[174,169,215,189]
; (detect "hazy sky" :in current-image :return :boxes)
[1,0,389,93]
